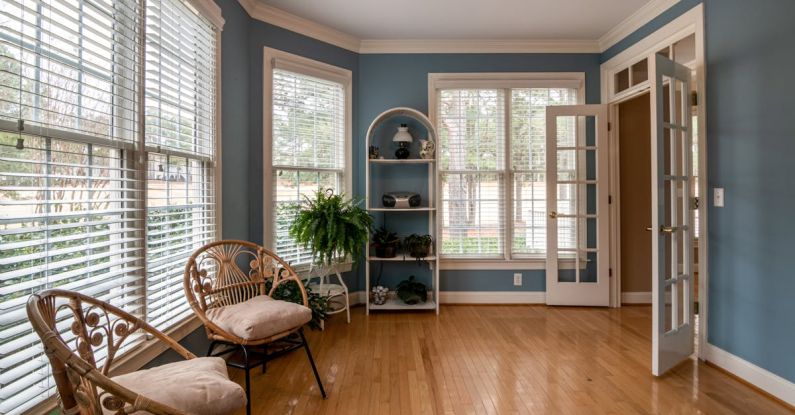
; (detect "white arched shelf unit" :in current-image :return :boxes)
[365,107,440,314]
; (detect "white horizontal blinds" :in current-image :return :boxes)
[272,68,345,265]
[511,88,577,256]
[144,0,216,331]
[0,0,141,144]
[0,132,144,414]
[145,153,214,330]
[438,89,505,258]
[144,0,216,158]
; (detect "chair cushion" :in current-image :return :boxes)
[206,295,312,340]
[110,357,245,415]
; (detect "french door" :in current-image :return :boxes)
[545,105,610,306]
[650,54,696,375]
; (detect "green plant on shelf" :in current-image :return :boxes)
[371,227,400,258]
[396,275,427,305]
[404,233,433,261]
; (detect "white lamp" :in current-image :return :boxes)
[393,123,412,159]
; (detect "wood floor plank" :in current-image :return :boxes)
[229,305,792,414]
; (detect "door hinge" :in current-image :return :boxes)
[690,91,698,106]
[690,196,700,210]
[608,195,613,204]
[607,122,612,131]
[609,268,613,277]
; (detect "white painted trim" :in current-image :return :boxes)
[705,344,795,408]
[621,291,652,304]
[186,0,225,30]
[238,0,360,52]
[359,39,600,54]
[349,290,546,305]
[262,47,353,251]
[600,5,703,103]
[598,0,680,52]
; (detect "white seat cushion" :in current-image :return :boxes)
[110,357,245,415]
[206,295,312,340]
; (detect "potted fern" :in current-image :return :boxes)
[289,189,373,265]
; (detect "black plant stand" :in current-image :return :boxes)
[206,329,326,415]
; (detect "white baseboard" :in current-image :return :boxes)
[439,291,546,304]
[348,290,546,305]
[621,291,652,304]
[704,343,795,407]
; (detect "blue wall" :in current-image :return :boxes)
[702,0,795,384]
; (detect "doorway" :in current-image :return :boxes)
[617,92,652,302]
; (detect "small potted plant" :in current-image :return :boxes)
[396,275,427,305]
[372,227,400,258]
[404,234,433,260]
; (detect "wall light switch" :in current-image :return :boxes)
[513,273,522,286]
[714,188,724,207]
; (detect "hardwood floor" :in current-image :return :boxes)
[231,305,791,414]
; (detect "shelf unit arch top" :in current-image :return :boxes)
[365,107,437,147]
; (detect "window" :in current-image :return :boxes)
[431,74,582,262]
[0,0,219,411]
[264,49,351,267]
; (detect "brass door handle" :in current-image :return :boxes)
[549,211,558,219]
[645,227,653,232]
[660,226,675,234]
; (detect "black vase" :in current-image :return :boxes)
[395,146,410,159]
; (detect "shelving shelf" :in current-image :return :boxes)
[369,158,435,164]
[369,207,436,212]
[369,298,437,311]
[365,106,440,315]
[367,255,437,262]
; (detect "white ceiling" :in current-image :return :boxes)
[260,0,654,41]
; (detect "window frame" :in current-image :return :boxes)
[262,47,353,270]
[428,72,585,270]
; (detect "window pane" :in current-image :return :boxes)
[511,88,577,255]
[0,0,141,143]
[0,133,144,413]
[440,172,504,257]
[272,69,345,170]
[145,0,217,157]
[146,153,215,331]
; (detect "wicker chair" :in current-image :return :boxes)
[183,240,326,415]
[26,289,246,415]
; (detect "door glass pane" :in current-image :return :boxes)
[664,282,674,333]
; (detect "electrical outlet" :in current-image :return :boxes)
[513,273,522,286]
[714,187,724,207]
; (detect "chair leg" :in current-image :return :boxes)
[241,345,252,415]
[298,328,326,398]
[206,340,218,357]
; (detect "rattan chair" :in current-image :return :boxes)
[183,240,326,415]
[26,289,246,415]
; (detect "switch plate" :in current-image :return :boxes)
[714,187,724,207]
[513,273,522,286]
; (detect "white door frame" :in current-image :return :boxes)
[601,4,708,360]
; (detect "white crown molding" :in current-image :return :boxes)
[359,39,600,54]
[237,0,361,52]
[598,0,680,51]
[705,343,795,408]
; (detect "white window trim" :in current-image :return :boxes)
[262,48,353,269]
[428,72,585,269]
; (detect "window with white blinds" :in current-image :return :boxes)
[0,0,218,412]
[435,78,580,260]
[144,0,217,331]
[267,55,350,267]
